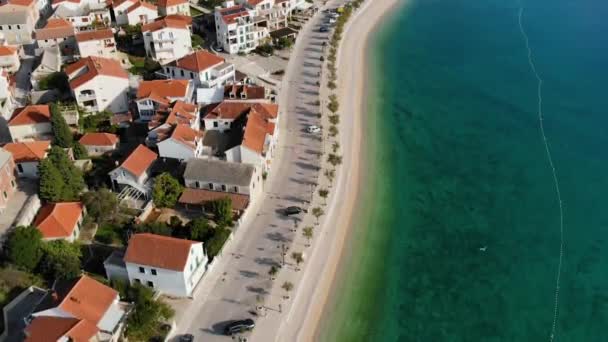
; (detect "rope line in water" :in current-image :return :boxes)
[517,6,564,342]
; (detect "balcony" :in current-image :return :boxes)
[78,92,97,102]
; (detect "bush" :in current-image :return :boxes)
[191,34,204,48]
[94,223,123,245]
[152,173,183,208]
[5,226,43,272]
[38,72,69,92]
[50,103,73,148]
[82,188,118,224]
[255,44,274,56]
[206,228,231,259]
[72,142,88,160]
[40,240,82,281]
[275,37,294,50]
[207,198,232,226]
[39,147,85,202]
[125,284,175,341]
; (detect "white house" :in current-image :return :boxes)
[75,28,117,59]
[0,3,37,44]
[2,140,50,178]
[31,45,62,90]
[109,144,157,197]
[34,18,76,54]
[142,16,192,64]
[7,105,52,142]
[64,56,129,113]
[125,0,157,26]
[123,233,207,297]
[162,50,235,89]
[135,79,193,121]
[157,0,189,16]
[157,124,202,161]
[25,275,129,342]
[236,0,288,31]
[79,132,119,156]
[111,0,136,26]
[33,201,85,241]
[214,3,268,54]
[52,2,112,31]
[0,44,20,73]
[0,71,15,121]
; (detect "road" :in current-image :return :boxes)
[169,2,332,341]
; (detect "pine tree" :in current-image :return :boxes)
[38,159,64,202]
[50,104,73,148]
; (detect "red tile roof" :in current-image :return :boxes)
[8,105,51,126]
[25,317,81,342]
[79,132,119,146]
[0,45,18,56]
[64,56,128,89]
[242,108,273,154]
[57,275,119,326]
[203,101,278,120]
[179,188,249,211]
[75,28,114,42]
[174,50,224,72]
[166,101,197,125]
[126,0,156,13]
[124,233,198,271]
[219,5,250,24]
[141,16,189,32]
[224,84,266,100]
[34,202,84,239]
[157,0,186,7]
[2,0,34,6]
[136,79,190,104]
[119,144,157,177]
[35,18,75,40]
[167,124,200,149]
[111,0,134,9]
[3,141,50,162]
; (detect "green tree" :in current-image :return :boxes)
[331,141,340,153]
[327,99,339,113]
[281,281,293,299]
[5,226,44,271]
[50,104,73,148]
[268,265,278,280]
[126,284,174,341]
[82,188,117,224]
[329,114,340,126]
[47,147,85,201]
[328,125,338,137]
[40,240,82,280]
[152,173,183,208]
[327,80,336,90]
[186,217,213,241]
[206,227,231,259]
[318,188,329,205]
[72,142,88,159]
[327,153,343,167]
[209,198,233,226]
[312,207,324,224]
[191,34,204,48]
[38,158,65,202]
[38,72,69,92]
[303,226,313,247]
[291,252,303,271]
[324,169,335,184]
[134,222,172,236]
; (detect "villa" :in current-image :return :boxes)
[35,18,76,53]
[135,79,193,121]
[161,50,235,89]
[75,28,117,59]
[7,105,52,142]
[108,144,157,198]
[141,16,192,64]
[157,0,189,16]
[2,140,51,178]
[33,201,85,241]
[79,132,119,156]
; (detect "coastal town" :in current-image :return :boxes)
[0,0,375,340]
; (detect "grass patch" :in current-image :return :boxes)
[190,5,203,16]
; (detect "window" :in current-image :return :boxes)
[16,25,20,29]
[2,191,6,199]
[151,269,157,275]
[213,121,218,127]
[180,70,184,77]
[17,164,23,173]
[195,181,200,188]
[134,278,141,283]
[147,281,154,287]
[221,184,226,191]
[11,180,15,188]
[139,267,145,273]
[208,183,214,190]
[190,72,194,79]
[8,26,11,30]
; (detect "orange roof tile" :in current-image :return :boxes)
[8,105,51,126]
[136,79,190,104]
[166,101,197,125]
[119,144,157,177]
[57,275,119,326]
[219,5,249,24]
[79,132,119,146]
[141,16,189,32]
[3,0,34,6]
[179,188,249,211]
[124,233,197,271]
[203,101,278,120]
[167,124,199,149]
[126,0,156,12]
[164,14,192,24]
[111,0,134,8]
[25,317,81,342]
[3,141,50,162]
[157,0,186,7]
[36,18,75,40]
[242,108,271,154]
[174,50,224,72]
[34,202,84,239]
[0,45,18,56]
[75,28,114,42]
[64,56,128,90]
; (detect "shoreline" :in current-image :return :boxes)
[287,0,401,340]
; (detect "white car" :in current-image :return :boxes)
[306,125,321,134]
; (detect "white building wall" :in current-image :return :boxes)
[0,53,20,73]
[143,27,192,64]
[73,75,129,114]
[9,123,52,142]
[126,6,158,25]
[157,139,196,161]
[15,161,40,179]
[84,144,116,156]
[159,3,190,16]
[0,19,35,44]
[125,243,206,297]
[77,37,117,59]
[203,117,233,132]
[113,0,134,26]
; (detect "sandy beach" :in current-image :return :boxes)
[273,0,402,340]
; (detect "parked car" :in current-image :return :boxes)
[179,334,194,342]
[284,206,306,216]
[319,26,329,32]
[224,319,255,335]
[306,125,321,134]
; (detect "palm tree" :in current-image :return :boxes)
[303,227,313,247]
[324,169,335,184]
[329,115,340,126]
[329,125,338,137]
[327,154,343,167]
[291,252,303,271]
[282,281,294,299]
[312,207,324,225]
[269,265,278,280]
[318,188,329,205]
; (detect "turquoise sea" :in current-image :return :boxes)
[319,0,608,340]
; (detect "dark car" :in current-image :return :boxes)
[284,206,306,216]
[179,334,194,342]
[224,319,255,335]
[319,26,329,32]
